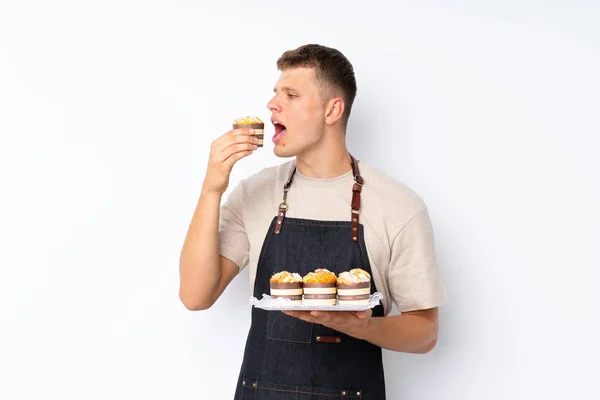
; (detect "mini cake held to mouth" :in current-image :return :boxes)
[233,116,264,147]
[302,268,337,306]
[337,268,371,305]
[270,271,303,303]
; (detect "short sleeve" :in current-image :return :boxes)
[388,208,448,312]
[218,181,250,271]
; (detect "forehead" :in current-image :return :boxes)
[274,67,319,93]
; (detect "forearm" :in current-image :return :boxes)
[360,313,438,353]
[179,189,223,308]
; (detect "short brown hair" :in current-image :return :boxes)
[277,44,357,126]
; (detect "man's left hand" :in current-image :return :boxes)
[282,309,372,340]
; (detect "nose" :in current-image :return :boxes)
[267,96,281,113]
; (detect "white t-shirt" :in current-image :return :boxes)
[218,159,448,315]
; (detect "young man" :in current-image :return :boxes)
[179,44,447,399]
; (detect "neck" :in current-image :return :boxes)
[295,130,353,178]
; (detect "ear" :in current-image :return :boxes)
[324,97,345,126]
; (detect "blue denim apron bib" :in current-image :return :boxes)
[235,155,386,399]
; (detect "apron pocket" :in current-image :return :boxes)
[241,379,363,400]
[266,311,313,343]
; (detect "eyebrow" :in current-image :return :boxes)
[273,86,298,93]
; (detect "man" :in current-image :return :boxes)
[179,44,447,399]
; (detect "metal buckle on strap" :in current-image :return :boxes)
[351,208,359,214]
[281,188,290,205]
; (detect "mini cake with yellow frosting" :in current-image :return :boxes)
[270,271,303,302]
[233,116,264,147]
[337,268,371,305]
[302,268,338,305]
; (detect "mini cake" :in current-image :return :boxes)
[302,268,337,306]
[233,116,264,147]
[337,268,372,305]
[270,271,303,303]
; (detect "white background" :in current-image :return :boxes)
[1,1,599,399]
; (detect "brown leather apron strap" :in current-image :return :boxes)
[350,154,363,242]
[274,153,363,243]
[274,164,296,235]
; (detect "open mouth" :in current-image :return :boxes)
[273,121,287,144]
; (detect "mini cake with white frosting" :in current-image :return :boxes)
[233,116,264,147]
[270,271,303,303]
[337,268,371,305]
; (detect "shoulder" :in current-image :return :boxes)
[359,161,427,225]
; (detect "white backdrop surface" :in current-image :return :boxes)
[1,1,599,399]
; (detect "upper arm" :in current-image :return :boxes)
[211,181,249,306]
[388,208,448,313]
[218,182,250,270]
[401,307,438,326]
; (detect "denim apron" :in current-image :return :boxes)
[235,155,386,399]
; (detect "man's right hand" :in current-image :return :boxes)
[179,128,257,310]
[202,128,259,195]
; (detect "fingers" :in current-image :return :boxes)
[283,310,353,326]
[310,311,342,324]
[308,310,371,324]
[219,143,257,162]
[212,131,257,162]
[209,144,254,166]
[230,127,256,136]
[217,134,258,153]
[210,133,258,164]
[213,128,257,150]
[222,147,253,168]
[282,310,308,319]
[202,128,258,194]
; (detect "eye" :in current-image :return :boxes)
[287,93,297,99]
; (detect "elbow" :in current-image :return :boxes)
[180,295,213,311]
[181,299,212,311]
[418,334,438,354]
[178,261,215,311]
[418,321,439,354]
[179,288,214,311]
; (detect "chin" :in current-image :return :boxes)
[273,144,297,158]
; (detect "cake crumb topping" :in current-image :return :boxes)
[337,268,371,284]
[302,268,337,284]
[234,116,263,124]
[270,271,302,283]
